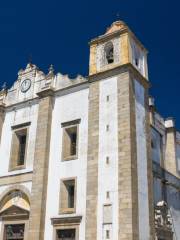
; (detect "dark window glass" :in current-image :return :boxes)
[18,135,27,166]
[56,229,75,240]
[67,184,75,208]
[4,224,24,240]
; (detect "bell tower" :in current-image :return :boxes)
[89,20,148,79]
[86,21,154,240]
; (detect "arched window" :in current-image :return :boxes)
[104,42,114,64]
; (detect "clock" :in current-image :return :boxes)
[21,79,31,93]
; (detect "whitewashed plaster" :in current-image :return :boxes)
[44,88,89,240]
[130,38,147,78]
[151,128,162,165]
[0,102,39,176]
[97,76,119,240]
[134,79,150,239]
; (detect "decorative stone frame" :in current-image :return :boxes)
[59,177,77,214]
[0,185,31,205]
[0,219,29,240]
[9,122,30,171]
[51,215,82,240]
[61,119,81,161]
[0,185,31,240]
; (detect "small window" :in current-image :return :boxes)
[18,134,27,166]
[104,42,114,64]
[135,57,139,67]
[9,127,28,170]
[56,229,75,240]
[106,230,110,239]
[60,178,76,214]
[4,224,25,240]
[61,120,80,161]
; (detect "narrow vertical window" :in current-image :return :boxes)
[60,178,76,214]
[106,230,110,239]
[61,120,80,161]
[9,124,29,171]
[18,134,27,166]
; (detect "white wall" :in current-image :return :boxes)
[134,79,150,240]
[151,128,162,165]
[44,88,89,240]
[97,76,119,240]
[0,102,39,176]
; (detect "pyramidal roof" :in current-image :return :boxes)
[105,20,127,35]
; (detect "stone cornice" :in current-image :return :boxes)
[153,162,180,183]
[11,121,31,130]
[90,28,148,53]
[0,171,33,186]
[88,63,150,89]
[37,87,55,98]
[51,215,82,225]
[90,28,128,45]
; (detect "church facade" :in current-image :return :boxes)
[0,21,179,240]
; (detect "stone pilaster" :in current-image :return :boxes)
[85,81,99,240]
[164,119,177,177]
[28,88,54,240]
[145,89,155,239]
[0,103,5,145]
[117,72,139,240]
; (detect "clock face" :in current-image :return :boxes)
[21,79,31,93]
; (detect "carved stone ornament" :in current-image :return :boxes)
[154,201,174,240]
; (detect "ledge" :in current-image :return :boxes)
[51,215,82,225]
[153,162,180,189]
[11,121,31,130]
[88,63,150,89]
[37,87,55,98]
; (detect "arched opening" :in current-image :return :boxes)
[0,188,30,240]
[104,42,114,64]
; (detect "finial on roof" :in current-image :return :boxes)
[48,64,54,74]
[28,54,33,64]
[1,82,7,91]
[116,12,120,20]
[105,20,127,35]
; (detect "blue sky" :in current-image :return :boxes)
[0,0,180,129]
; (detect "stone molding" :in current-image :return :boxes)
[88,63,150,89]
[11,121,31,130]
[0,172,32,187]
[37,87,55,98]
[51,215,82,225]
[0,184,31,204]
